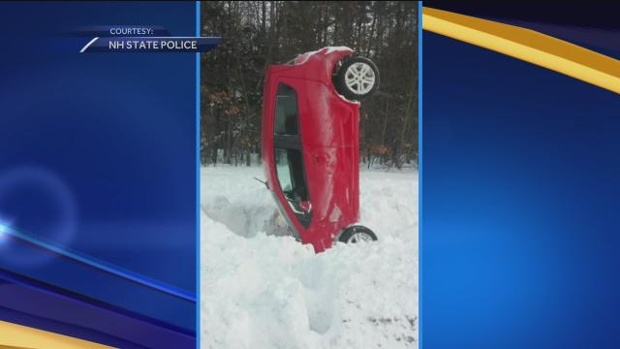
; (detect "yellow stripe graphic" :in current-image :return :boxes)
[422,7,620,95]
[0,321,113,349]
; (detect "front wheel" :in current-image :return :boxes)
[337,225,378,244]
[334,57,380,101]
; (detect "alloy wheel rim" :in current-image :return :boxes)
[348,231,373,243]
[344,62,375,95]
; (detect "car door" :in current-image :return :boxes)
[272,83,313,229]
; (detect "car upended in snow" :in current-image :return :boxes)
[261,46,380,253]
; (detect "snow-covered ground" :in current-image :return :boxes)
[201,165,418,349]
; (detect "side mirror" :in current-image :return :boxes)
[286,194,312,215]
[299,201,312,214]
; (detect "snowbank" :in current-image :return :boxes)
[201,165,418,348]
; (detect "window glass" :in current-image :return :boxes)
[274,84,299,136]
[273,83,311,227]
[275,148,308,202]
[275,148,293,192]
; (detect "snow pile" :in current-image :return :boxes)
[201,165,418,348]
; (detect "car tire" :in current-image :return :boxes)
[335,57,380,101]
[337,225,378,244]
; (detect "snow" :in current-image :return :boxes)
[294,46,353,65]
[335,91,361,105]
[324,46,353,55]
[201,165,418,348]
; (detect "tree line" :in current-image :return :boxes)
[200,1,418,169]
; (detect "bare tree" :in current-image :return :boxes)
[201,1,418,169]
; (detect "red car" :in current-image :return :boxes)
[261,46,380,253]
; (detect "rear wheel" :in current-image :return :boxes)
[334,57,380,101]
[337,225,378,244]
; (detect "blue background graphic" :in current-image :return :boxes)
[423,10,620,349]
[0,1,199,343]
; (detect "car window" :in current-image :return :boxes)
[273,83,312,227]
[274,84,299,136]
[275,148,293,192]
[275,147,308,202]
